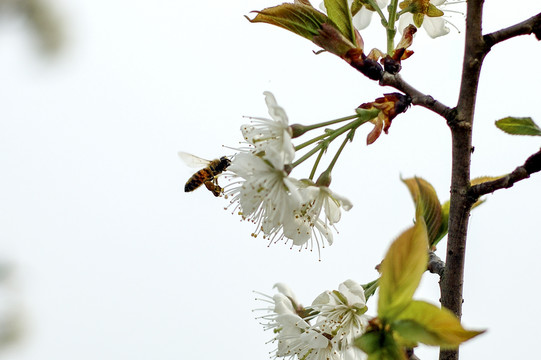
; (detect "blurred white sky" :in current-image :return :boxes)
[0,0,539,359]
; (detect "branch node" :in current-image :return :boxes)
[428,252,445,277]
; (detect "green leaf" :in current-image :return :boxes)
[362,278,380,301]
[495,117,541,136]
[431,200,449,248]
[324,0,355,43]
[356,330,406,360]
[401,177,442,245]
[248,3,358,58]
[393,301,485,349]
[246,3,328,41]
[378,217,429,321]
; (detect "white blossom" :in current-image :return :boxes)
[226,151,301,238]
[227,152,346,251]
[281,184,353,250]
[228,92,353,253]
[255,282,369,360]
[241,92,295,169]
[311,280,369,349]
[254,285,299,334]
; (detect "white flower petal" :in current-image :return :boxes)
[423,16,450,38]
[300,330,330,349]
[323,195,342,224]
[273,283,298,304]
[398,12,414,34]
[273,293,296,315]
[276,313,309,331]
[264,91,288,125]
[339,279,366,307]
[431,0,446,6]
[352,8,374,30]
[314,220,333,245]
[282,214,312,246]
[312,290,332,307]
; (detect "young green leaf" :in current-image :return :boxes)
[495,117,541,136]
[431,200,449,248]
[401,177,442,245]
[247,3,358,58]
[362,278,380,301]
[378,217,429,321]
[246,3,328,41]
[324,0,355,43]
[393,301,485,349]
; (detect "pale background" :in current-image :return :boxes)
[0,0,539,359]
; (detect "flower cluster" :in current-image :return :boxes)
[255,280,370,360]
[225,92,352,254]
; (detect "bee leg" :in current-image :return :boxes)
[204,180,221,197]
[213,186,223,197]
[212,177,224,197]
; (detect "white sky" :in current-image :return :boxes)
[0,0,539,359]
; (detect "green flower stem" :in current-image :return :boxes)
[292,138,329,170]
[396,7,410,18]
[292,110,377,169]
[294,114,361,152]
[365,0,388,26]
[295,132,332,152]
[292,114,360,138]
[309,147,326,181]
[323,130,352,175]
[386,0,400,54]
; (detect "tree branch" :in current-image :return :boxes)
[468,147,541,198]
[483,12,541,51]
[439,1,486,360]
[380,73,454,120]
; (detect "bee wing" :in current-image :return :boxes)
[178,151,211,168]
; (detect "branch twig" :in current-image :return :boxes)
[380,73,454,120]
[483,12,541,51]
[469,147,541,199]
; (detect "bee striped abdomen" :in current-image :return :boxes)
[184,169,213,192]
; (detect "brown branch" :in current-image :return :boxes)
[469,147,541,198]
[380,73,454,120]
[439,1,486,360]
[483,12,541,51]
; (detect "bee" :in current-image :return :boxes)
[178,152,231,197]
